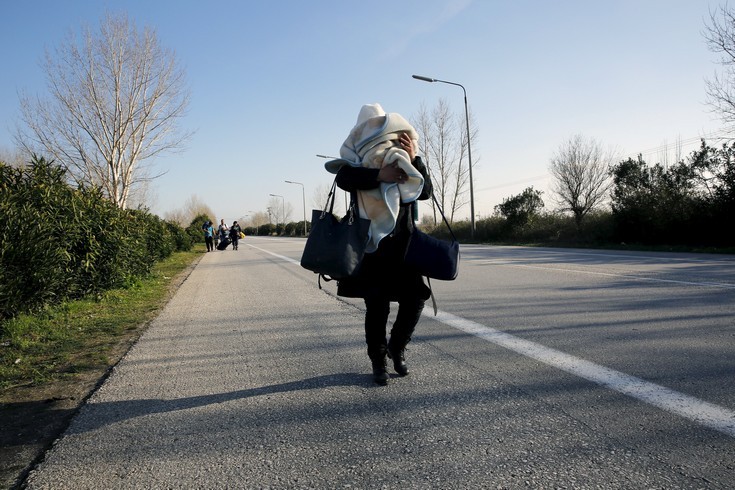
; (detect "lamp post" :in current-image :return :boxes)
[412,74,476,239]
[269,194,285,230]
[285,180,307,236]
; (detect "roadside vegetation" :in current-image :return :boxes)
[467,140,734,251]
[253,140,735,253]
[0,157,204,396]
[2,0,735,415]
[0,248,200,393]
[0,155,205,490]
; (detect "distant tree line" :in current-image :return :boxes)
[257,138,734,249]
[610,141,735,246]
[428,140,733,249]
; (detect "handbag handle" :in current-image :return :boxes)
[323,176,361,225]
[427,191,457,243]
[322,178,338,217]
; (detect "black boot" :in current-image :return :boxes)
[387,297,423,377]
[368,345,389,386]
[387,340,409,376]
[370,355,389,385]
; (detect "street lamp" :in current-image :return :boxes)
[285,180,307,236]
[412,74,476,239]
[269,194,285,229]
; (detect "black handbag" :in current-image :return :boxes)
[404,192,459,280]
[300,178,371,280]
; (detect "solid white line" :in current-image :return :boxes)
[246,243,301,265]
[251,241,735,437]
[435,310,735,438]
[484,261,735,289]
[466,246,735,264]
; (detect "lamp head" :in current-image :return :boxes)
[412,74,435,82]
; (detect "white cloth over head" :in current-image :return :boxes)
[325,103,424,253]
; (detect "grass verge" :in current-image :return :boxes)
[0,246,204,489]
[0,247,203,396]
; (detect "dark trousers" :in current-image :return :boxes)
[205,236,214,251]
[364,295,425,359]
[231,237,239,250]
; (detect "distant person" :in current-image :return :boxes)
[202,221,214,252]
[229,221,242,250]
[218,219,229,250]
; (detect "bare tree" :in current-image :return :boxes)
[549,134,614,228]
[183,194,215,224]
[164,209,188,227]
[247,211,269,232]
[163,194,215,227]
[412,98,477,224]
[267,196,293,226]
[188,195,215,225]
[656,136,684,170]
[0,147,26,168]
[312,182,346,216]
[16,12,192,209]
[704,4,735,130]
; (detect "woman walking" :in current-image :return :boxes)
[326,103,433,385]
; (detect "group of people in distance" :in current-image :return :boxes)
[202,218,243,251]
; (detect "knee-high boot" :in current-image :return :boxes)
[388,297,425,376]
[365,297,390,385]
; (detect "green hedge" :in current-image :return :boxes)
[185,213,213,244]
[0,156,192,321]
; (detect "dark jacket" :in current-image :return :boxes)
[335,156,433,300]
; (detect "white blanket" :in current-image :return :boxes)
[326,104,424,253]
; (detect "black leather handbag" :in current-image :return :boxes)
[404,192,459,280]
[300,178,370,280]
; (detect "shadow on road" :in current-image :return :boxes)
[59,372,370,434]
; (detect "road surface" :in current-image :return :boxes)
[24,238,735,488]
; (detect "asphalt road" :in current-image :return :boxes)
[24,238,735,489]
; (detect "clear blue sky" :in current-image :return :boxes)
[0,0,726,223]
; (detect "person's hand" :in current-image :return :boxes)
[399,133,416,161]
[378,162,408,183]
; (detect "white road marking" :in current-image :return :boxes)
[483,261,735,289]
[435,310,735,438]
[246,243,301,265]
[250,240,735,438]
[465,245,735,264]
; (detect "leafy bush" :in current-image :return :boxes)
[258,223,276,236]
[166,220,193,252]
[494,187,544,230]
[0,156,188,321]
[609,144,735,247]
[185,213,212,244]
